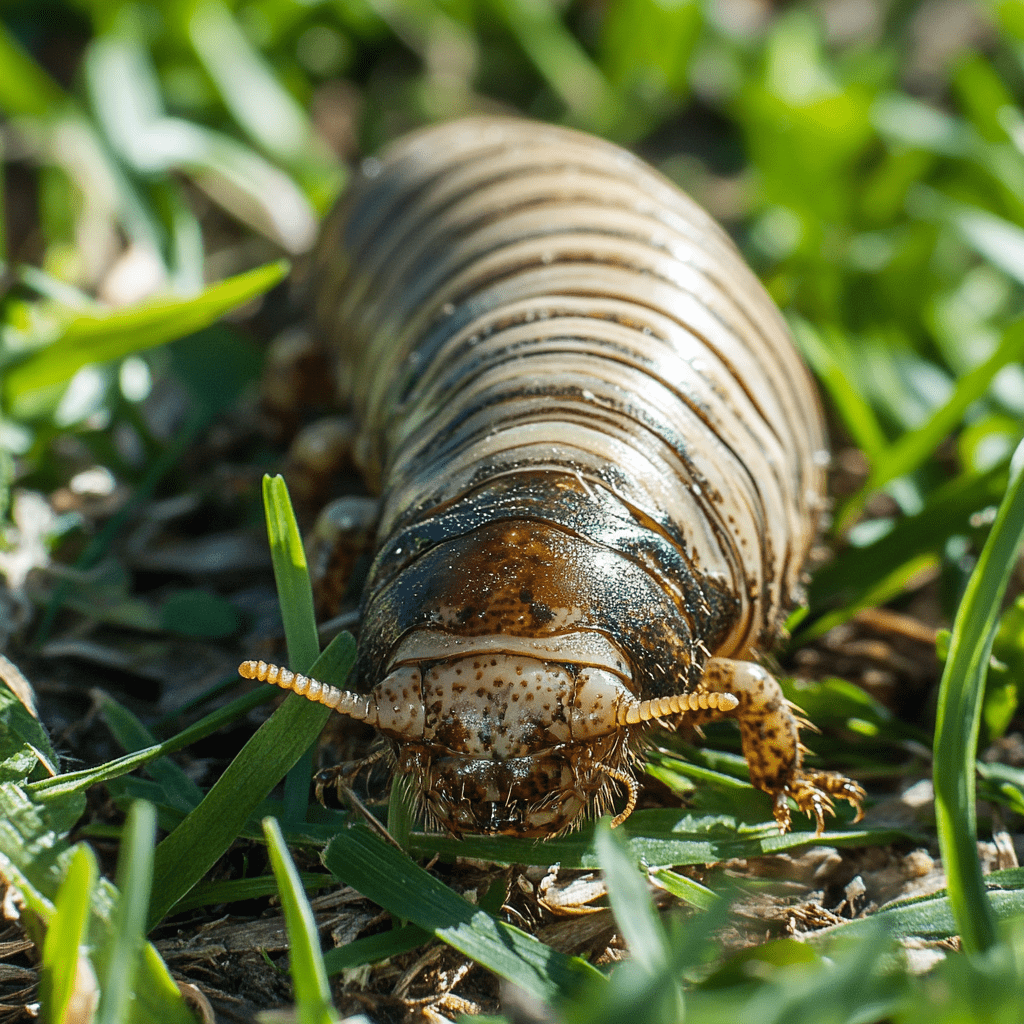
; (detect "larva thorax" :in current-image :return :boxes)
[248,117,864,838]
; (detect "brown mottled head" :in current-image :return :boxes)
[370,647,640,837]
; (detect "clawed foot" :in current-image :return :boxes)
[772,770,866,835]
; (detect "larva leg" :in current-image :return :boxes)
[307,495,379,618]
[699,658,865,834]
[313,745,389,806]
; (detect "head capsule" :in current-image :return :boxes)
[372,639,639,837]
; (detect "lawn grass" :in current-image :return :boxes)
[3,1,1024,1021]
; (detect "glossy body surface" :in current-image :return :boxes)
[266,117,864,837]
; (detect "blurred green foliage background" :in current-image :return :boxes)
[5,4,1024,1022]
[3,0,1023,558]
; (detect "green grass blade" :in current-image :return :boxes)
[649,867,722,911]
[596,819,669,972]
[0,783,194,1023]
[99,693,205,812]
[263,474,320,678]
[323,825,603,1003]
[806,462,1009,614]
[933,440,1024,953]
[0,659,60,780]
[408,813,903,870]
[791,318,888,459]
[263,817,339,1024]
[488,0,614,127]
[387,775,416,851]
[0,20,67,117]
[838,319,1024,530]
[27,685,281,802]
[3,260,288,401]
[146,630,355,928]
[808,874,1024,944]
[170,871,335,916]
[188,0,328,174]
[950,204,1024,287]
[40,843,97,1024]
[262,473,321,821]
[96,801,156,1024]
[321,923,432,974]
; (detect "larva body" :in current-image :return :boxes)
[250,117,863,837]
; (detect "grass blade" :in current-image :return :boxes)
[40,843,97,1024]
[3,260,288,401]
[596,819,669,972]
[323,825,602,1004]
[791,318,888,459]
[146,630,355,928]
[263,817,339,1024]
[262,473,321,821]
[263,474,320,675]
[0,20,66,117]
[408,813,902,870]
[321,924,432,975]
[96,801,156,1024]
[649,867,722,911]
[99,693,205,813]
[933,439,1024,953]
[838,319,1024,530]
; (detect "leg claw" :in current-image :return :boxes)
[774,770,866,835]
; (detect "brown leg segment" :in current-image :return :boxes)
[697,658,865,833]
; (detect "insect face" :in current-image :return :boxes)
[374,653,638,837]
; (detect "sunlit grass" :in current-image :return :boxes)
[4,0,1024,1021]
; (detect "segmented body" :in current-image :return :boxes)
[252,117,863,837]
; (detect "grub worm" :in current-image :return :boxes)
[242,117,865,838]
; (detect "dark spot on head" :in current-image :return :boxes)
[519,587,533,604]
[530,601,554,623]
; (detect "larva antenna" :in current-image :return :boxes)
[602,765,639,828]
[616,690,739,726]
[239,661,379,727]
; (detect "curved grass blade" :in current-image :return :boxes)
[323,825,602,1004]
[837,319,1024,531]
[99,693,205,813]
[3,260,288,401]
[263,817,339,1024]
[27,685,277,802]
[933,439,1024,953]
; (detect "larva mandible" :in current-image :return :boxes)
[240,117,865,838]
